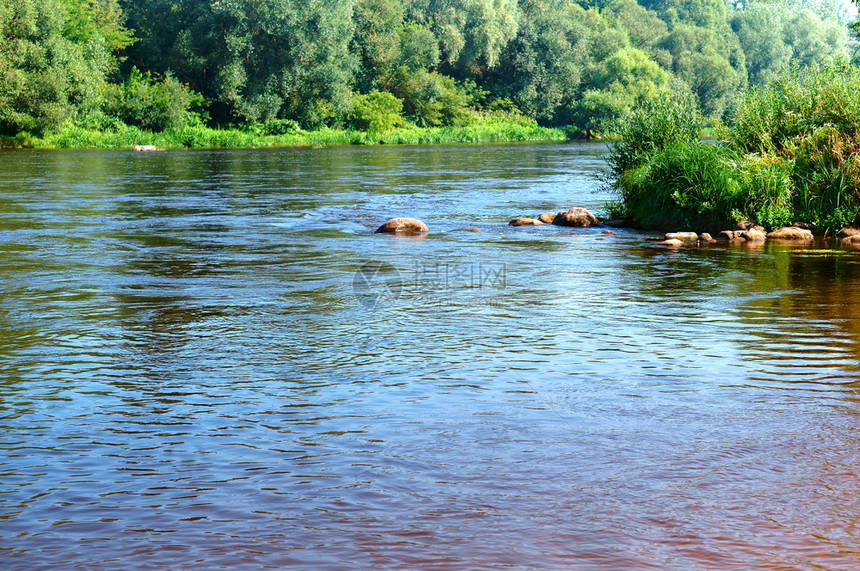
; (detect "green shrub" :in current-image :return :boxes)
[393,69,472,127]
[104,67,204,131]
[618,141,743,230]
[262,118,301,136]
[347,91,407,132]
[612,63,860,234]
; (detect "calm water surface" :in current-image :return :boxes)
[2,143,860,569]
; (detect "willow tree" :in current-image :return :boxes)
[0,0,132,134]
[120,0,356,127]
[405,0,519,68]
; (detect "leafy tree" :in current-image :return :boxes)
[660,23,746,117]
[405,0,519,68]
[570,47,671,134]
[0,0,126,134]
[486,1,597,124]
[351,0,406,92]
[120,0,356,128]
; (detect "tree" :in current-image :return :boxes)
[405,0,519,68]
[486,1,600,124]
[570,47,671,134]
[120,0,356,127]
[0,0,129,134]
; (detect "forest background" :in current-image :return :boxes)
[0,0,857,145]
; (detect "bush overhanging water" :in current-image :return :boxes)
[610,64,860,234]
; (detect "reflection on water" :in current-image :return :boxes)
[1,145,860,569]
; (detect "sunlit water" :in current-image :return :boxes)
[2,143,860,569]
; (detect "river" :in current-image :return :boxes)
[2,143,860,569]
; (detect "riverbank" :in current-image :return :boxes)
[610,64,860,235]
[0,114,568,150]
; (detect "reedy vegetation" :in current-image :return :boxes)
[0,0,855,147]
[611,63,860,234]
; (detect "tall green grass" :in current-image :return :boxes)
[6,112,566,150]
[610,63,860,234]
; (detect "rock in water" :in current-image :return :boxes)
[509,218,544,226]
[837,226,860,239]
[699,233,716,243]
[767,227,813,240]
[655,239,684,247]
[740,228,767,241]
[132,145,157,152]
[665,232,698,241]
[552,208,599,227]
[538,212,557,224]
[735,221,765,233]
[376,218,430,234]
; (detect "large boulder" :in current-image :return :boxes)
[699,233,716,243]
[767,227,813,240]
[509,217,544,226]
[376,217,429,233]
[552,208,599,227]
[842,235,860,245]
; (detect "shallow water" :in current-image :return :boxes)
[2,143,860,569]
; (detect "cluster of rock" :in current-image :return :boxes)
[374,211,860,249]
[375,207,612,234]
[655,222,816,246]
[508,208,620,228]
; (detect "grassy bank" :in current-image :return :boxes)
[1,112,567,150]
[610,64,860,234]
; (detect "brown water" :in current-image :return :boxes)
[2,143,860,569]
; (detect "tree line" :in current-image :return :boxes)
[0,0,855,137]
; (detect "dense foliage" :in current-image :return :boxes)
[0,0,856,140]
[611,63,860,234]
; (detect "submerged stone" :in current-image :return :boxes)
[509,217,544,226]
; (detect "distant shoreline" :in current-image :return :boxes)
[0,120,570,151]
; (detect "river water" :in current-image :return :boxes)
[1,143,860,569]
